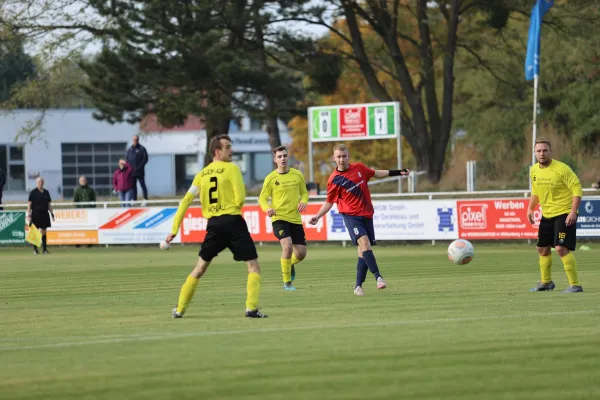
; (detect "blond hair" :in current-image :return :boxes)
[333,144,348,153]
[534,137,551,148]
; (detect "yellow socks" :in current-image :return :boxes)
[291,254,302,266]
[177,275,199,314]
[539,255,552,283]
[246,272,261,310]
[280,258,292,283]
[561,252,580,286]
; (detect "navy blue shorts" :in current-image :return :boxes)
[342,215,376,246]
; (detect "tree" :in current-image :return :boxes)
[2,0,323,165]
[288,0,600,183]
[0,29,35,102]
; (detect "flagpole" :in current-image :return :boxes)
[531,74,539,165]
[529,74,538,192]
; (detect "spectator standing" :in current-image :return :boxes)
[73,176,97,208]
[0,167,5,210]
[126,135,149,205]
[27,176,55,254]
[113,159,134,207]
[73,175,96,248]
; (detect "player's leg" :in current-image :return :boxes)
[354,246,368,296]
[290,224,307,282]
[172,226,224,318]
[228,216,267,317]
[273,221,295,289]
[173,257,212,318]
[531,217,555,291]
[279,236,295,290]
[244,259,267,318]
[357,235,385,289]
[553,215,582,293]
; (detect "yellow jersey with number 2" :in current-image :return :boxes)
[170,161,245,235]
[530,159,582,219]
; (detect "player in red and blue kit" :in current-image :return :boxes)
[310,144,410,296]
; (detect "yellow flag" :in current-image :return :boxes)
[25,224,42,248]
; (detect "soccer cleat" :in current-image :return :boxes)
[245,309,268,318]
[283,283,296,291]
[43,249,50,254]
[291,264,296,282]
[530,281,556,292]
[562,285,584,293]
[354,286,364,296]
[33,248,39,255]
[172,307,184,318]
[376,277,387,290]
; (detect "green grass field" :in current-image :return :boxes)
[1,243,599,399]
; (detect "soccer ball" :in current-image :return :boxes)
[447,239,474,265]
[159,240,171,250]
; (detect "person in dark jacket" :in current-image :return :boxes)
[0,167,5,210]
[125,135,149,204]
[73,176,97,208]
[113,159,134,207]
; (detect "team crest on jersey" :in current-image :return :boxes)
[275,181,280,186]
[533,175,536,181]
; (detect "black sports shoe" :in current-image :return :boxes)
[245,309,268,318]
[530,281,555,292]
[43,249,50,254]
[33,248,39,255]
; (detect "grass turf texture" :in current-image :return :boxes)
[1,244,599,399]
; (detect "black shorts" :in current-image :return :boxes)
[537,213,577,251]
[272,220,306,246]
[30,210,51,230]
[199,215,258,262]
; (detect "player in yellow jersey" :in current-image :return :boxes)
[527,137,583,293]
[259,146,309,291]
[165,135,268,318]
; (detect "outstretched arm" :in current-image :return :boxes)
[373,169,410,179]
[168,179,200,241]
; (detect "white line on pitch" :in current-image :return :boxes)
[0,310,595,352]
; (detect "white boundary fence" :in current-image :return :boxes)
[2,188,600,246]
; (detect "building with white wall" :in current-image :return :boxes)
[0,109,291,202]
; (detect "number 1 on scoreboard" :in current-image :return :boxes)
[374,107,387,135]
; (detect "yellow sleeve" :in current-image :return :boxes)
[258,175,272,212]
[230,165,246,208]
[564,166,583,197]
[170,175,201,235]
[298,173,309,203]
[530,167,538,196]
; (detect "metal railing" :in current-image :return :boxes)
[1,187,599,209]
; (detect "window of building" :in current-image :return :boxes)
[61,142,127,198]
[0,144,26,191]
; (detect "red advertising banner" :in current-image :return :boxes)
[457,199,542,239]
[339,106,367,137]
[180,204,328,243]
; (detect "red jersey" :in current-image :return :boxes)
[326,163,375,218]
